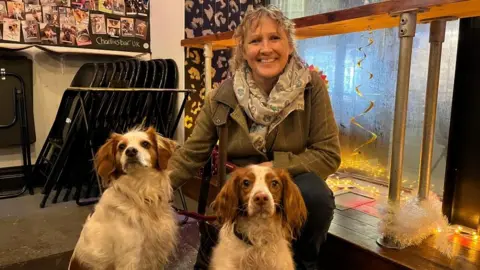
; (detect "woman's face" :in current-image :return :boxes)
[243,17,293,83]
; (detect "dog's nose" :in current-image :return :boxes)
[253,192,269,205]
[125,147,138,157]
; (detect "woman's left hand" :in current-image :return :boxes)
[259,161,273,167]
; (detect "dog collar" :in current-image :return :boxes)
[233,224,253,246]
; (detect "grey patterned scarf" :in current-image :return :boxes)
[233,59,311,152]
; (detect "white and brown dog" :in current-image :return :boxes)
[210,165,308,270]
[68,127,179,270]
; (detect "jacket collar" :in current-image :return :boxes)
[212,78,237,109]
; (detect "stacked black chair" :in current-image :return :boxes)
[0,63,34,200]
[32,58,193,210]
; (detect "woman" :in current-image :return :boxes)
[169,5,341,270]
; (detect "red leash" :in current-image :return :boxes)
[173,207,217,222]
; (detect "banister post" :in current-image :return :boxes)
[388,11,417,204]
[204,43,213,94]
[203,42,228,186]
[417,19,447,201]
[377,10,418,249]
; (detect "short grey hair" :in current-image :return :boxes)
[229,5,302,74]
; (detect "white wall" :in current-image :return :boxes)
[0,1,185,168]
[150,0,186,144]
[0,51,116,168]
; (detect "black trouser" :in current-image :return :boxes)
[194,172,336,270]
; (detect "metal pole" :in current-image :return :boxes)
[418,20,446,200]
[388,11,417,203]
[204,43,213,94]
[377,10,419,250]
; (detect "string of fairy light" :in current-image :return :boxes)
[338,156,387,178]
[437,225,479,244]
[326,175,381,197]
[454,226,479,241]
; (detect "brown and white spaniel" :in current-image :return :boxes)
[68,126,179,270]
[210,165,308,270]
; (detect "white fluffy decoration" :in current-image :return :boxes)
[378,190,453,258]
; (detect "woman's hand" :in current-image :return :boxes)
[259,161,273,167]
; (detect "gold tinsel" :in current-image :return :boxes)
[351,29,378,156]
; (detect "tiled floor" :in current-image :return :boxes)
[0,188,201,269]
[0,190,93,267]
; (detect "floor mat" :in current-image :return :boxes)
[334,191,375,211]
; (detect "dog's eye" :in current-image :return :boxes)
[242,179,250,188]
[271,180,279,188]
[141,141,151,148]
[118,143,126,150]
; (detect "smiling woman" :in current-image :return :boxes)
[242,17,293,92]
[230,8,298,93]
[169,5,341,269]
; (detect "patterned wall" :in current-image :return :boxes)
[184,0,264,139]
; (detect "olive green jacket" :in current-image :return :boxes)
[169,70,341,189]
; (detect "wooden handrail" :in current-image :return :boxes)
[180,0,480,49]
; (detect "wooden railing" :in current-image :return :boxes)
[180,0,480,49]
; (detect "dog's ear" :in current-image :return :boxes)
[211,168,243,225]
[95,132,121,189]
[146,126,178,170]
[276,169,307,240]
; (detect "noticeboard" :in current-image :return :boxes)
[0,0,150,53]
